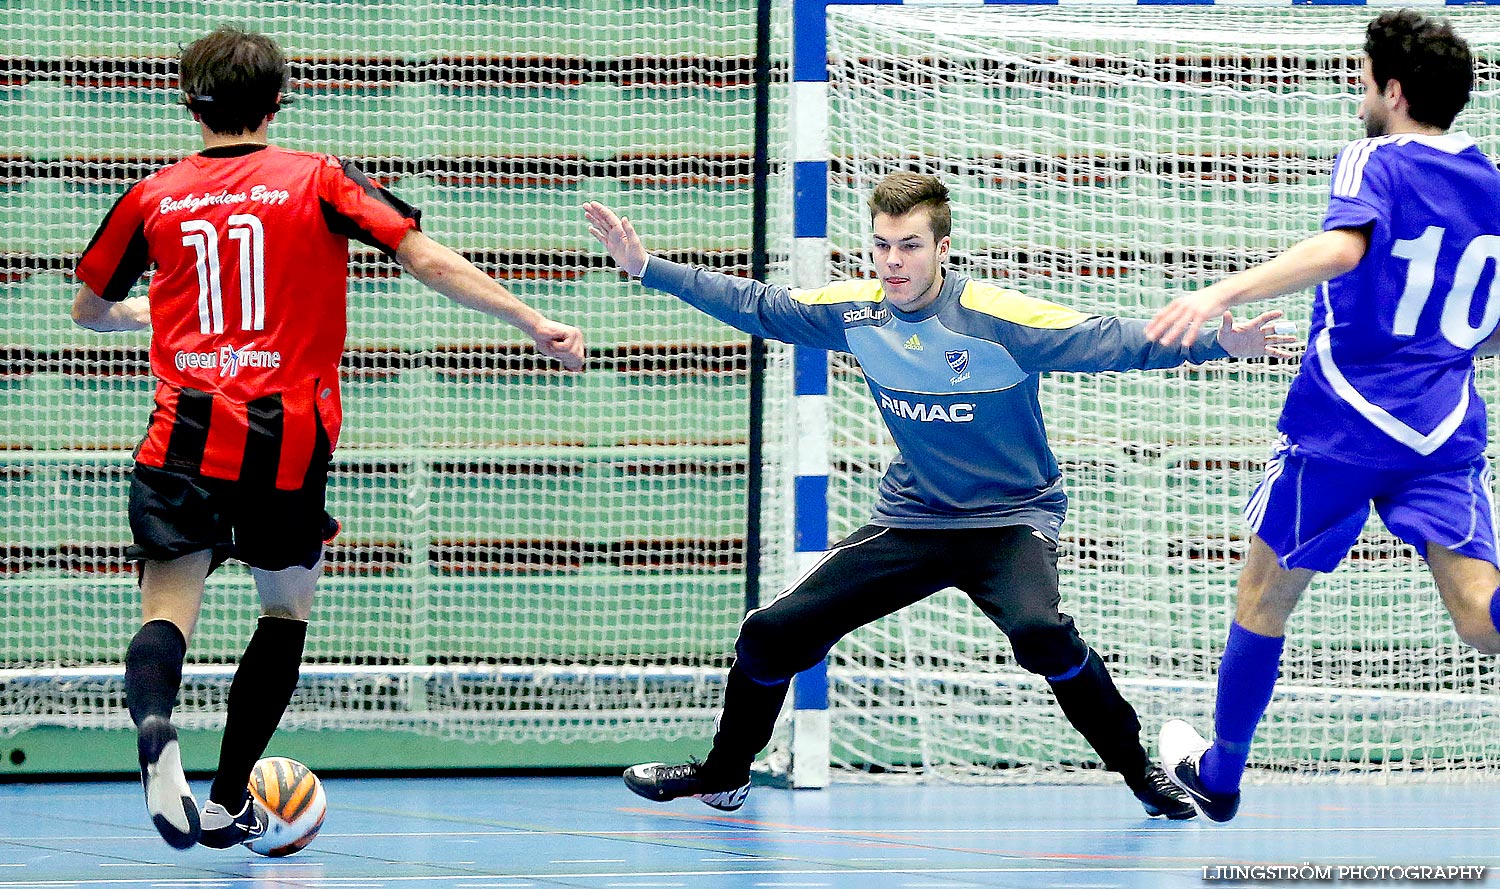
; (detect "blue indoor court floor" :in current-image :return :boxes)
[0,776,1494,889]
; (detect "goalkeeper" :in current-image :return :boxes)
[584,173,1291,818]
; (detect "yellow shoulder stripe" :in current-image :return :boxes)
[791,279,883,306]
[959,281,1091,329]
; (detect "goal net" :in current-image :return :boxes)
[805,4,1500,783]
[0,2,792,751]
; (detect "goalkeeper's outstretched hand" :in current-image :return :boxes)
[1215,309,1298,359]
[584,201,648,278]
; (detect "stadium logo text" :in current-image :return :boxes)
[842,306,890,324]
[879,393,974,423]
[174,344,283,377]
[159,185,290,215]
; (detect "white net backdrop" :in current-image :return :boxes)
[0,1,794,749]
[810,4,1500,782]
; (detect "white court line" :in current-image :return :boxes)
[848,857,927,861]
[454,884,535,888]
[23,832,738,841]
[247,861,322,867]
[74,875,219,881]
[0,866,1213,886]
[98,865,177,869]
[32,824,1500,841]
[550,859,626,864]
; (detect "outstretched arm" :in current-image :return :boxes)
[72,285,150,332]
[584,201,648,278]
[583,201,850,351]
[1145,228,1368,349]
[1019,308,1294,373]
[396,230,585,371]
[1215,310,1298,359]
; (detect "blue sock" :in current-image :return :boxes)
[1489,588,1500,635]
[1200,622,1284,795]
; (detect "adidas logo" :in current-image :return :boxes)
[904,335,923,351]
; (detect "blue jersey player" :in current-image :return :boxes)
[1148,10,1500,822]
[584,175,1288,819]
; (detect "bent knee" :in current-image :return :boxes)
[1455,621,1500,655]
[1446,591,1500,654]
[738,608,782,647]
[1008,623,1086,677]
[1474,638,1500,656]
[1232,585,1303,636]
[735,610,823,682]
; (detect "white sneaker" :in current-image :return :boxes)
[1158,719,1241,823]
[1158,719,1211,766]
[137,716,200,849]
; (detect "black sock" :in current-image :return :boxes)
[700,663,790,783]
[1047,648,1150,778]
[124,620,188,728]
[209,616,307,807]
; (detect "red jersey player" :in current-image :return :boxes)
[72,26,585,851]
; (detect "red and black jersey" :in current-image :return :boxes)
[76,144,420,489]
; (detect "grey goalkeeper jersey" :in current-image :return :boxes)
[641,258,1226,535]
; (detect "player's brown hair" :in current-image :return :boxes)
[868,173,952,241]
[179,26,289,136]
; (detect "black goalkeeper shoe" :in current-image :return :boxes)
[1128,762,1198,820]
[623,760,751,812]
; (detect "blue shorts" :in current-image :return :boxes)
[1244,437,1499,572]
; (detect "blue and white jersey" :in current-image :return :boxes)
[640,258,1226,534]
[1281,132,1500,469]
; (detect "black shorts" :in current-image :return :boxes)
[125,462,338,573]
